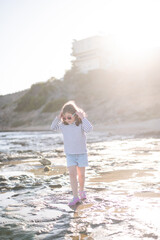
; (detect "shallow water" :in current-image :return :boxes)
[0,131,160,239]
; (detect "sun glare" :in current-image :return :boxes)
[97,0,160,59]
[114,33,155,61]
[136,206,160,229]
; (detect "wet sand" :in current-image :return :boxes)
[0,131,160,239]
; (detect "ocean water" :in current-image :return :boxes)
[0,131,160,239]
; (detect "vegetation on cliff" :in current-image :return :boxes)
[0,60,160,130]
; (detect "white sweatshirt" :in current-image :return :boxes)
[51,117,93,154]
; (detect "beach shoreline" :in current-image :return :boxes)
[1,118,160,138]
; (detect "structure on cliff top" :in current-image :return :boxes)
[72,35,114,73]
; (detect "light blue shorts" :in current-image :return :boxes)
[66,153,88,167]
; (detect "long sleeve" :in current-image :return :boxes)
[81,118,93,133]
[51,117,61,131]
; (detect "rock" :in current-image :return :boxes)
[13,184,25,190]
[0,156,8,162]
[39,158,51,166]
[0,175,7,181]
[9,176,20,181]
[0,182,8,187]
[44,166,51,172]
[55,149,63,153]
[49,184,62,188]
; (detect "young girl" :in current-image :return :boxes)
[51,101,93,206]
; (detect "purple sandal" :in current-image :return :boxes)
[69,197,80,206]
[79,191,86,200]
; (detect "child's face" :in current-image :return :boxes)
[63,112,75,124]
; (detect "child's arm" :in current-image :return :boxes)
[50,116,61,131]
[76,110,93,133]
[81,118,93,133]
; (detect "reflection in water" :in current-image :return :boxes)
[0,131,160,239]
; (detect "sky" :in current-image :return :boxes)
[1,0,160,95]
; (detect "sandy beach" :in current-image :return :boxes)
[0,131,160,239]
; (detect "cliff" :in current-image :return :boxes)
[0,68,160,136]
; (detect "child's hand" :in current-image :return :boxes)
[76,110,85,120]
[58,111,62,120]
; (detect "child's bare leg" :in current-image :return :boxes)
[77,166,85,192]
[68,166,78,197]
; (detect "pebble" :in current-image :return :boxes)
[39,158,51,166]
